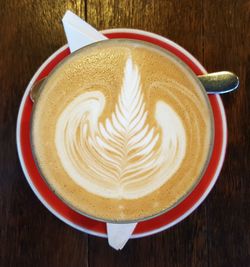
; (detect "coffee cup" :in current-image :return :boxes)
[30,39,214,223]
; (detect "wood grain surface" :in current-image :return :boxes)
[0,0,249,266]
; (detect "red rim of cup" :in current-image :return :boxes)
[16,29,227,238]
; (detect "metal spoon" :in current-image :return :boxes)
[198,71,239,94]
[30,71,239,102]
[30,77,46,102]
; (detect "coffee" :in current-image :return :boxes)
[31,39,213,222]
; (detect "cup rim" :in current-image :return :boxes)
[29,38,215,224]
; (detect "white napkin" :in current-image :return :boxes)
[62,10,107,52]
[107,222,137,250]
[62,10,137,250]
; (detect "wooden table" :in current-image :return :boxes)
[0,1,249,266]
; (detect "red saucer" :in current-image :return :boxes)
[16,29,227,238]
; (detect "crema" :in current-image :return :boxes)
[31,39,213,222]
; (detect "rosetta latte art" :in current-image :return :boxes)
[55,57,186,199]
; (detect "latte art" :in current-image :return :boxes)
[55,58,186,199]
[32,40,213,221]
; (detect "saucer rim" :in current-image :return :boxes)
[16,28,227,239]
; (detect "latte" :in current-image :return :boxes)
[31,39,214,222]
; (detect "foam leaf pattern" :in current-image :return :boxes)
[55,57,186,199]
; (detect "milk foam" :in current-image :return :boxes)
[55,57,187,199]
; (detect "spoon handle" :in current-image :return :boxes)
[198,71,239,94]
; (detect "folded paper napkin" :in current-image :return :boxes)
[62,10,137,250]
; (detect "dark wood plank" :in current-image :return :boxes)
[0,0,249,267]
[88,213,208,267]
[86,1,208,266]
[203,1,250,266]
[0,1,88,267]
[87,0,204,60]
